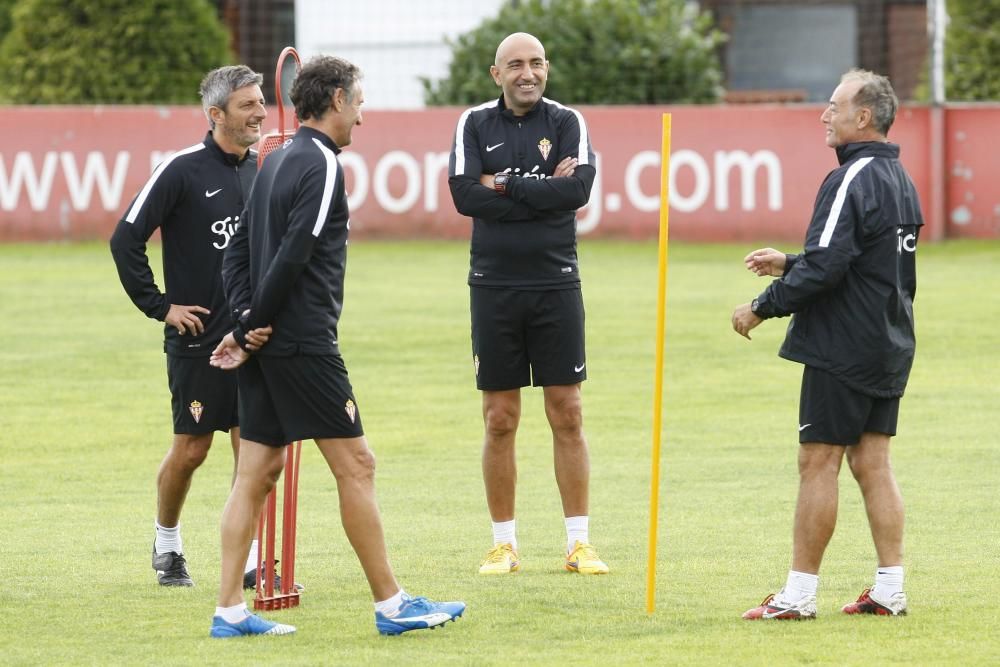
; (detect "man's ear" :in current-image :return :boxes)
[857,106,873,130]
[332,87,345,113]
[490,65,501,87]
[209,105,225,126]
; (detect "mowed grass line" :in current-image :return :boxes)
[0,239,996,665]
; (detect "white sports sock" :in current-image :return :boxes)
[871,565,904,600]
[374,589,406,617]
[781,570,819,603]
[154,521,183,555]
[492,519,517,550]
[215,602,249,624]
[565,515,589,553]
[245,539,259,574]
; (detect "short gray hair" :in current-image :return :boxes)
[199,65,263,129]
[841,69,899,136]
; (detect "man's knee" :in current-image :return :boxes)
[544,388,583,433]
[172,434,213,470]
[483,396,520,439]
[797,443,845,479]
[846,433,893,483]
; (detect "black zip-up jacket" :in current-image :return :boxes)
[222,126,348,356]
[753,141,924,398]
[110,132,257,356]
[448,95,596,289]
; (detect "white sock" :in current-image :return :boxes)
[871,565,904,600]
[492,519,517,550]
[215,602,249,624]
[244,539,259,574]
[565,515,589,553]
[781,570,819,602]
[154,521,183,555]
[374,589,406,617]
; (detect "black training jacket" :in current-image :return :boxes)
[222,126,349,357]
[448,95,596,289]
[753,141,924,398]
[110,133,257,357]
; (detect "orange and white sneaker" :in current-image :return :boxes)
[841,588,907,616]
[565,541,609,574]
[742,592,817,620]
[478,543,520,575]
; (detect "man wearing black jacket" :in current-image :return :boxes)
[110,65,270,588]
[734,70,923,620]
[449,32,608,576]
[208,55,465,638]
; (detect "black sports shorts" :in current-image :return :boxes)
[798,365,899,446]
[471,286,586,391]
[166,354,238,435]
[238,354,364,447]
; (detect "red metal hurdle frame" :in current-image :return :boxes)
[253,47,304,612]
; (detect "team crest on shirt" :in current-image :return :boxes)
[538,138,552,161]
[473,355,480,376]
[345,399,357,424]
[189,400,204,423]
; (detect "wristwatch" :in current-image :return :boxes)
[493,172,510,195]
[750,297,761,315]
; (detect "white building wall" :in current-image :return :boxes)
[295,0,506,109]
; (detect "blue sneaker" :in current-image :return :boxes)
[375,594,466,636]
[210,612,296,638]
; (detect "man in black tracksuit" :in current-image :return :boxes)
[449,32,608,576]
[734,70,923,620]
[208,55,465,638]
[110,65,268,588]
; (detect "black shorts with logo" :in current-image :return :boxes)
[238,354,364,447]
[166,354,239,435]
[798,365,899,446]
[471,286,587,391]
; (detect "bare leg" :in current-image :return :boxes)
[229,427,241,489]
[217,440,286,607]
[316,436,399,602]
[156,433,214,527]
[481,389,521,522]
[846,432,904,566]
[543,384,589,517]
[791,443,846,574]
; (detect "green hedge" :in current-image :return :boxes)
[0,0,232,103]
[422,0,725,106]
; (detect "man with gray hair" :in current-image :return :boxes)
[732,69,923,620]
[111,65,273,589]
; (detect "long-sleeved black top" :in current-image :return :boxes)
[222,126,349,356]
[754,141,924,398]
[448,95,596,289]
[110,132,256,356]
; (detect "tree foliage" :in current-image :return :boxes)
[945,0,1000,100]
[423,0,725,106]
[0,0,232,104]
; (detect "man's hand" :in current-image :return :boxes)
[553,156,578,178]
[244,324,273,352]
[744,248,786,277]
[480,173,495,188]
[732,303,763,340]
[210,332,250,370]
[165,304,210,335]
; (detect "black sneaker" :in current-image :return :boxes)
[152,544,194,587]
[243,562,303,592]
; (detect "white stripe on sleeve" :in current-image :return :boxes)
[125,143,205,223]
[453,99,498,175]
[310,138,340,237]
[543,98,591,165]
[819,157,874,247]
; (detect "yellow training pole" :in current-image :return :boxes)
[646,113,671,614]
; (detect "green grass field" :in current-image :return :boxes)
[1,239,997,665]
